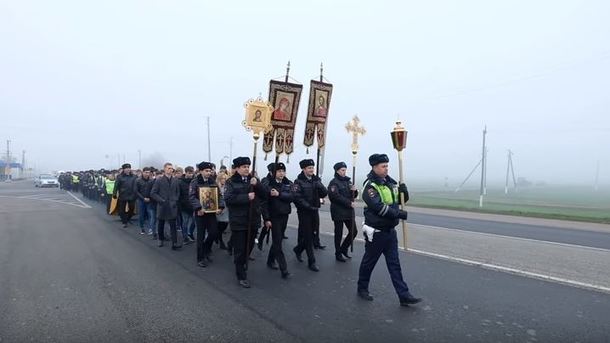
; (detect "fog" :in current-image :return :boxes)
[1,0,609,187]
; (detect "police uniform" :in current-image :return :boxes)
[328,162,358,262]
[357,153,422,306]
[261,162,292,278]
[292,159,328,272]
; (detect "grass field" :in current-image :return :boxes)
[408,185,610,224]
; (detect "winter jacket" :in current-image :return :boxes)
[292,172,328,212]
[328,173,358,221]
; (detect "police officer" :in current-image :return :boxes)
[328,162,358,262]
[357,153,422,306]
[224,157,268,288]
[292,159,327,272]
[262,162,293,279]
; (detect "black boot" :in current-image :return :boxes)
[399,293,422,306]
[336,254,347,262]
[358,290,373,301]
[293,247,303,263]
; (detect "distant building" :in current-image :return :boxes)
[0,161,22,180]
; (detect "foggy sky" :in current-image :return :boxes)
[1,0,609,187]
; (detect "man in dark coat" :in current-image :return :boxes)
[113,163,138,228]
[189,162,220,268]
[257,162,275,250]
[151,162,181,250]
[179,166,196,244]
[135,167,156,235]
[292,159,328,272]
[328,162,359,262]
[224,157,268,288]
[261,162,293,278]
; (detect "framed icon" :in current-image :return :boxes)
[199,186,219,213]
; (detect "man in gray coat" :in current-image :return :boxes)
[151,162,181,250]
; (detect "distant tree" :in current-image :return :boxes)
[517,177,532,187]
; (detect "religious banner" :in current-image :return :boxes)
[263,80,303,160]
[303,80,333,151]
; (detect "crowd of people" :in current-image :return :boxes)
[58,153,422,306]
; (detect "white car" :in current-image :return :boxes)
[35,174,59,188]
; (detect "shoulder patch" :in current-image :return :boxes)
[367,187,378,198]
[330,185,337,193]
[291,184,300,192]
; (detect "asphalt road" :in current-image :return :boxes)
[319,205,610,250]
[1,181,610,342]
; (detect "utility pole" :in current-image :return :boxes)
[594,160,600,192]
[206,116,212,161]
[505,149,518,194]
[229,136,234,163]
[479,126,487,207]
[5,140,11,179]
[21,150,25,178]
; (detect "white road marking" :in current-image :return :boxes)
[411,223,610,253]
[317,231,610,294]
[0,194,91,209]
[66,191,92,209]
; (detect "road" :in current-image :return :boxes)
[1,180,609,342]
[320,204,610,250]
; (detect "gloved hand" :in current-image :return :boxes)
[398,210,408,220]
[398,183,409,203]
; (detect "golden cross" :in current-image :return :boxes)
[345,115,366,154]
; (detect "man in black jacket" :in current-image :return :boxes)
[257,162,275,250]
[292,159,328,272]
[189,162,219,268]
[328,162,359,262]
[113,163,137,228]
[224,157,268,288]
[135,167,156,235]
[151,162,181,250]
[179,166,196,244]
[262,162,293,279]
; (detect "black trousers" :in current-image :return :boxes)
[294,210,318,265]
[158,219,178,245]
[334,219,357,255]
[105,195,112,214]
[267,215,289,272]
[118,199,136,224]
[195,214,218,262]
[217,221,229,244]
[313,215,322,248]
[232,228,258,281]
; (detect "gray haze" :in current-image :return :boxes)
[1,0,609,187]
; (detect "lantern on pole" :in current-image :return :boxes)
[390,120,408,250]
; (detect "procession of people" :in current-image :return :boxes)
[58,151,422,306]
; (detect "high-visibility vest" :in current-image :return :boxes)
[105,179,115,195]
[72,175,80,184]
[368,181,398,205]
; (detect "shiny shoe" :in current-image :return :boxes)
[171,245,182,250]
[399,293,422,306]
[281,271,291,279]
[335,255,347,263]
[308,264,320,272]
[358,291,374,301]
[197,261,208,268]
[267,262,279,270]
[342,251,352,259]
[239,280,251,288]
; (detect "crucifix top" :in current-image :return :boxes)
[345,115,366,154]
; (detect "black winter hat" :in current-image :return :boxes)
[274,162,286,173]
[333,162,347,171]
[267,163,276,173]
[196,161,213,170]
[121,163,131,169]
[299,159,315,169]
[233,157,251,168]
[368,154,389,166]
